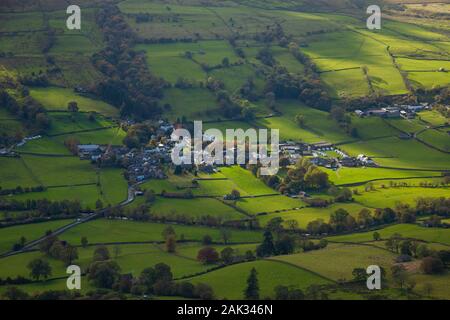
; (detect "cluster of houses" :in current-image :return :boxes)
[355,103,429,119]
[280,141,376,169]
[75,121,175,184]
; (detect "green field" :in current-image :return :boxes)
[328,224,450,246]
[150,197,246,221]
[0,220,72,254]
[354,186,450,208]
[29,88,118,117]
[325,167,442,186]
[272,243,397,281]
[256,100,352,143]
[60,219,262,245]
[257,203,369,228]
[187,259,331,299]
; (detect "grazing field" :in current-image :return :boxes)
[160,87,219,121]
[20,155,97,186]
[150,197,246,221]
[0,219,72,255]
[324,167,442,186]
[257,203,369,228]
[271,243,397,281]
[29,88,118,117]
[256,100,352,144]
[0,157,40,189]
[219,166,275,195]
[418,111,449,126]
[328,224,450,246]
[3,184,100,208]
[355,185,450,208]
[60,219,262,245]
[187,260,331,299]
[340,137,450,170]
[46,112,114,136]
[233,195,305,215]
[416,129,450,152]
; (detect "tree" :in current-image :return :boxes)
[81,236,88,248]
[222,57,230,67]
[61,245,78,265]
[162,226,176,240]
[256,230,276,257]
[88,260,121,288]
[220,228,232,244]
[67,101,79,112]
[421,256,444,274]
[373,231,381,241]
[195,283,215,300]
[197,247,220,264]
[275,234,295,255]
[391,265,408,289]
[244,268,259,300]
[220,247,235,264]
[295,114,305,127]
[352,268,366,282]
[27,258,52,281]
[2,287,30,300]
[93,245,110,261]
[165,234,177,253]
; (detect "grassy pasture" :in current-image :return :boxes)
[51,127,126,146]
[219,166,275,195]
[187,259,331,299]
[161,87,219,121]
[327,224,450,245]
[46,112,113,136]
[60,219,262,244]
[271,243,396,281]
[256,100,352,143]
[233,195,305,215]
[418,111,449,126]
[99,168,128,205]
[416,129,450,152]
[325,167,443,186]
[18,137,72,155]
[354,186,450,208]
[0,219,72,254]
[29,87,118,117]
[408,71,450,89]
[150,197,246,221]
[0,157,40,189]
[0,243,210,282]
[21,155,97,186]
[3,184,100,208]
[257,203,369,228]
[340,137,450,170]
[0,12,44,32]
[0,32,48,55]
[210,64,265,94]
[136,40,240,67]
[321,68,369,98]
[385,118,427,134]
